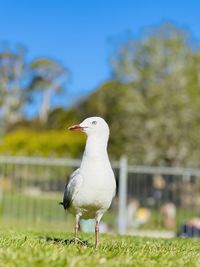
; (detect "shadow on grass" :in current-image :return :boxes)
[40,236,90,246]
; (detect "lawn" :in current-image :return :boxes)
[0,229,200,267]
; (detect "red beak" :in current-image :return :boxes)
[68,124,82,131]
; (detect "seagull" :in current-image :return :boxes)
[60,117,116,248]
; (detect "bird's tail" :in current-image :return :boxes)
[59,201,67,210]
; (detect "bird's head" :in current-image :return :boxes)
[68,117,109,138]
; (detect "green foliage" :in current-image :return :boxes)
[8,108,80,132]
[77,23,200,166]
[0,129,85,157]
[0,230,200,267]
[47,107,80,130]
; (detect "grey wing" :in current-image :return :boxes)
[61,168,82,210]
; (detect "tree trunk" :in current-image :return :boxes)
[39,89,52,123]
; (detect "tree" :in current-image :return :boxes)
[78,23,200,167]
[30,58,69,123]
[0,45,29,131]
[0,45,69,132]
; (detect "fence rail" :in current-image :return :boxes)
[128,165,200,176]
[0,155,200,235]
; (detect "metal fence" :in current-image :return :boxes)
[0,155,200,235]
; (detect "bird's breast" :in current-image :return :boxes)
[73,163,116,208]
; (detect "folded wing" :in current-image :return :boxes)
[61,168,83,210]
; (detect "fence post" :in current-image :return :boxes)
[118,155,128,234]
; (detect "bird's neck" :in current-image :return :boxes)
[82,135,109,162]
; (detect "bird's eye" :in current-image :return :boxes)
[92,121,97,125]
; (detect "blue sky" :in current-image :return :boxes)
[0,0,200,116]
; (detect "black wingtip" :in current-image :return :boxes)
[59,201,67,210]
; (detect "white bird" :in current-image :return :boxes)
[60,117,116,248]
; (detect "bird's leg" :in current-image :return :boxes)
[95,214,103,249]
[95,220,100,249]
[74,214,80,240]
[73,214,85,245]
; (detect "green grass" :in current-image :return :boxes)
[0,229,200,267]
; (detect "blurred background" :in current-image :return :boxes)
[1,0,200,237]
